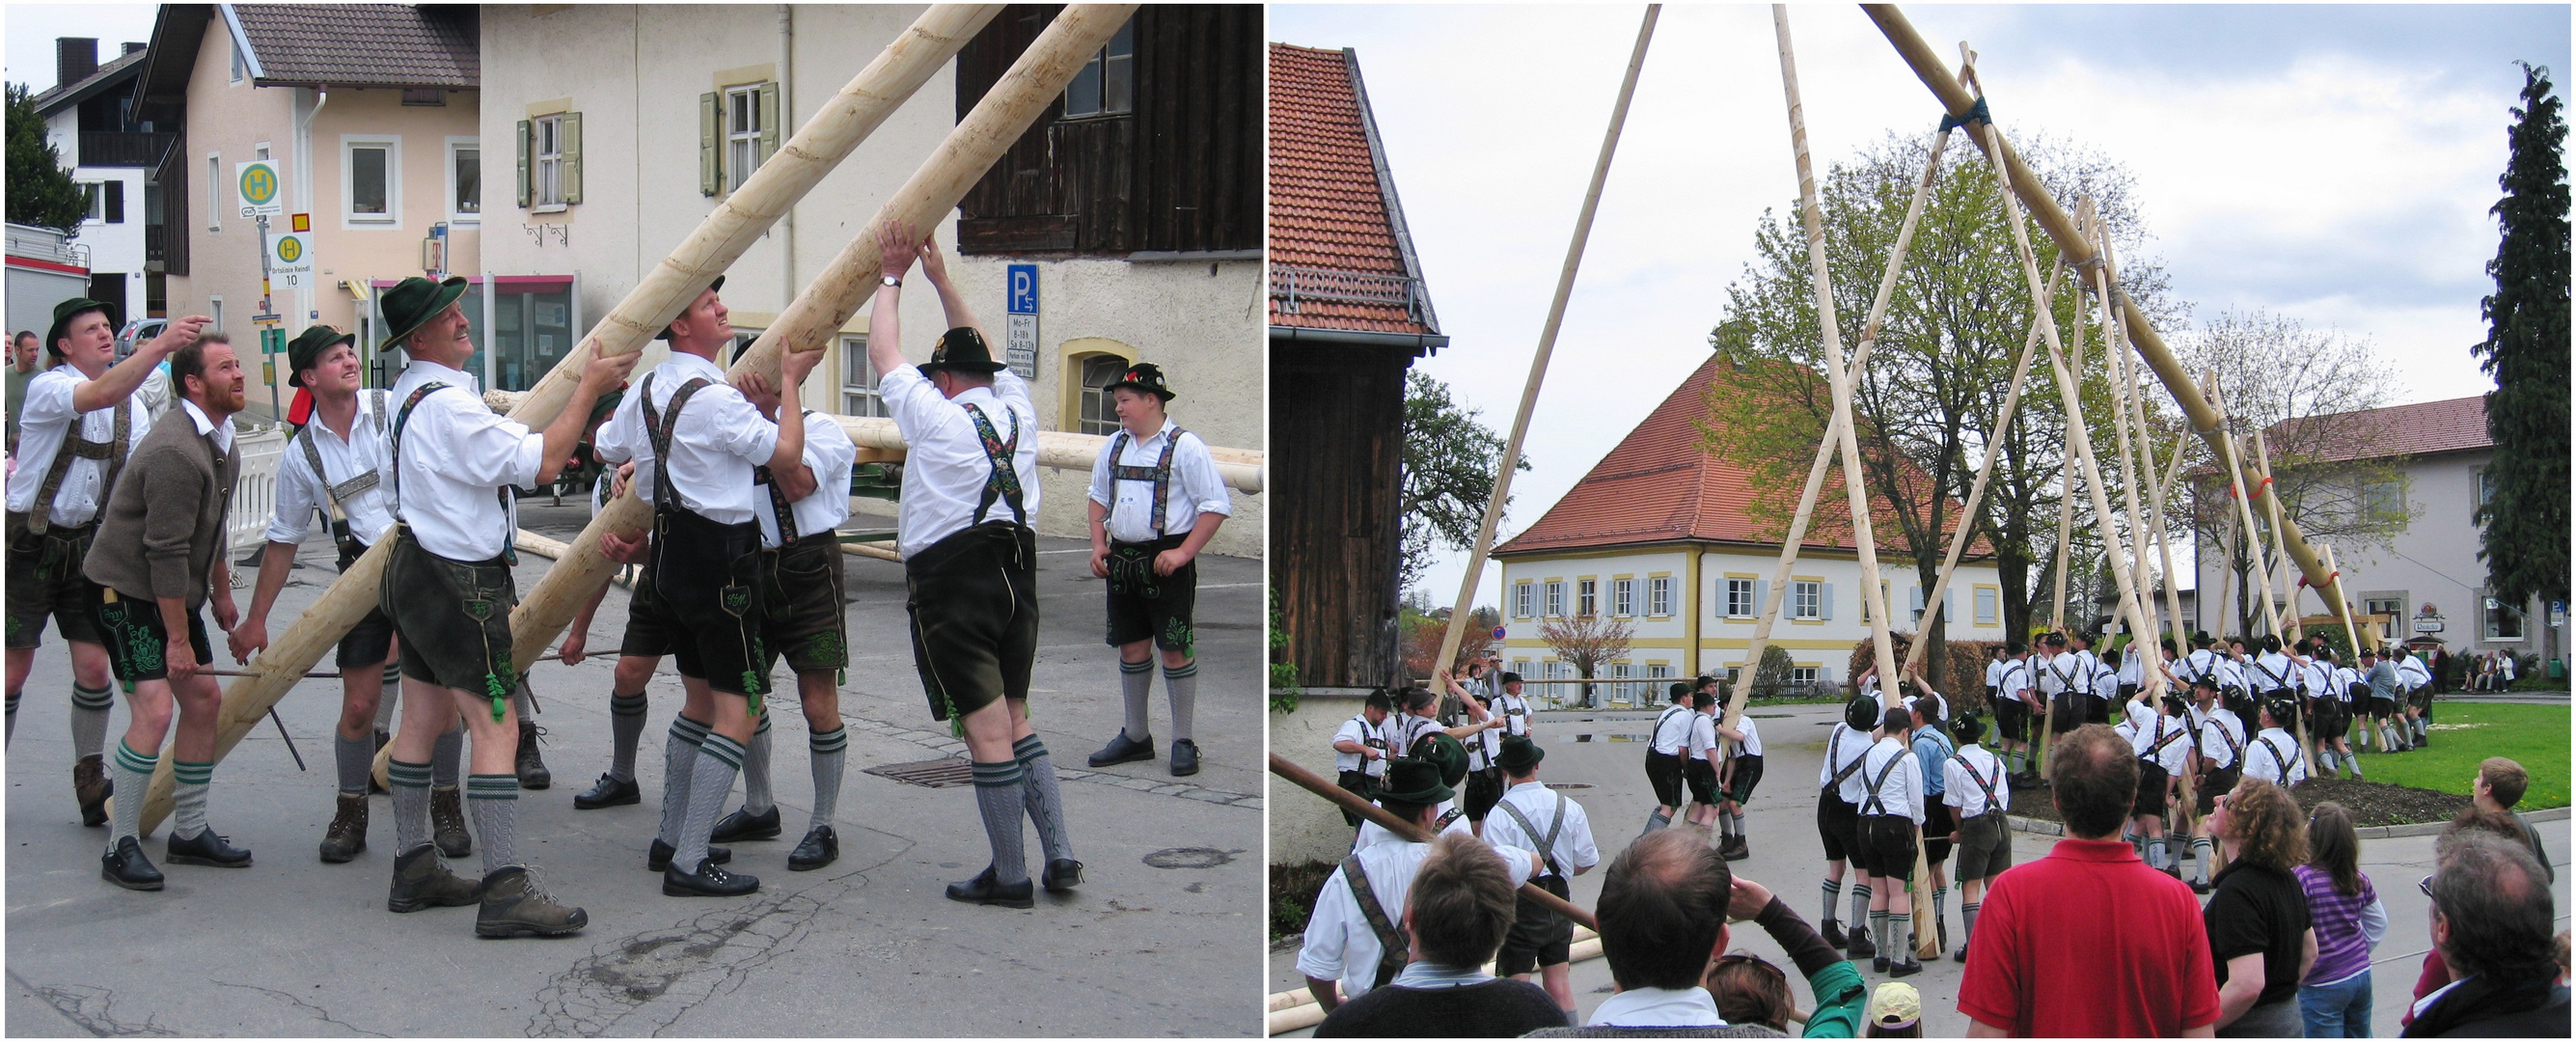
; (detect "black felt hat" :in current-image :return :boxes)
[918,325,1007,375]
[655,275,726,340]
[1495,734,1545,774]
[1103,361,1175,400]
[286,325,357,388]
[1376,757,1454,808]
[378,276,469,352]
[45,297,119,357]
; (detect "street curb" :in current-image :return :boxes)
[2008,803,2566,839]
[842,713,1264,809]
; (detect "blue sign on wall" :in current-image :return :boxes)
[1006,263,1039,315]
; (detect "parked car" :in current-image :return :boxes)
[114,317,166,362]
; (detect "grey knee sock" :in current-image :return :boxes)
[674,733,745,871]
[1871,910,1889,953]
[1891,912,1914,962]
[742,711,775,816]
[171,759,213,839]
[808,726,846,831]
[1850,883,1872,931]
[658,716,711,847]
[1118,658,1153,740]
[1163,659,1198,744]
[106,740,154,848]
[1644,809,1670,835]
[1014,734,1073,864]
[1932,887,1948,935]
[373,685,398,732]
[1961,901,1981,949]
[390,757,433,855]
[69,682,114,759]
[335,732,373,795]
[972,759,1028,886]
[609,692,647,782]
[514,682,535,720]
[466,773,520,874]
[431,723,464,787]
[1822,877,1842,923]
[2191,836,2214,884]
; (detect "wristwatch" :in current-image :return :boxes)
[881,274,902,288]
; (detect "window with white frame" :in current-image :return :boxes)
[1544,581,1565,618]
[2363,478,2405,523]
[447,138,480,222]
[1794,580,1822,619]
[1610,662,1632,703]
[726,85,764,192]
[1726,578,1755,617]
[1976,587,1999,625]
[1649,576,1673,617]
[1076,354,1128,435]
[2364,596,2404,619]
[343,137,398,223]
[840,335,886,418]
[1791,666,1819,685]
[1612,578,1634,617]
[1062,15,1136,118]
[1577,579,1598,617]
[1514,581,1535,619]
[533,114,569,208]
[2476,469,2495,507]
[207,153,222,231]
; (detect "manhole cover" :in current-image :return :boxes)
[863,756,973,788]
[1542,782,1594,790]
[1143,847,1233,869]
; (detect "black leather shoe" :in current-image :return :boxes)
[1169,739,1200,778]
[1846,925,1877,959]
[663,859,759,896]
[166,828,253,867]
[572,773,641,809]
[1872,954,1891,973]
[101,836,164,891]
[1954,946,1970,964]
[1042,858,1083,893]
[945,866,1034,909]
[1086,730,1155,768]
[645,838,730,872]
[1890,958,1923,978]
[1821,919,1845,950]
[710,805,781,842]
[788,827,839,871]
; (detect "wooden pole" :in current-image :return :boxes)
[2251,428,2298,641]
[1268,754,1598,931]
[2135,317,2192,651]
[1433,5,1658,685]
[499,4,1143,674]
[1860,4,2372,653]
[2207,381,2282,641]
[128,4,1003,836]
[2090,215,2162,683]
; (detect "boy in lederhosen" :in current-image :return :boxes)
[592,275,819,898]
[872,226,1078,908]
[704,351,861,872]
[1642,680,1694,835]
[5,299,204,826]
[1082,362,1232,778]
[232,325,469,864]
[1329,692,1396,828]
[377,275,634,936]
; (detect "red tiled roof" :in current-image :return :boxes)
[2265,396,2490,464]
[1495,352,1995,560]
[1267,43,1434,337]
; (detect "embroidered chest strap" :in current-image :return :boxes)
[1340,855,1410,990]
[24,398,131,536]
[392,382,515,563]
[638,373,716,516]
[298,421,382,523]
[1107,426,1186,538]
[961,402,1024,526]
[1862,752,1903,816]
[1952,751,2002,814]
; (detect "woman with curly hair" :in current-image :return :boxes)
[2295,803,2386,1036]
[2206,777,2319,1036]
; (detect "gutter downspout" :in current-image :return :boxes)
[777,4,800,408]
[299,87,326,344]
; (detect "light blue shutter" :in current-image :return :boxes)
[1944,588,1957,625]
[1910,586,1925,617]
[1821,583,1835,620]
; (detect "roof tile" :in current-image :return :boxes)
[1267,42,1430,336]
[233,4,477,91]
[2265,395,2490,464]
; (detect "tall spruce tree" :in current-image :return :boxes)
[2471,64,2570,609]
[7,83,87,232]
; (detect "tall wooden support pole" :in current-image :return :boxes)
[2132,307,2191,651]
[2208,382,2282,641]
[2321,545,2370,656]
[1433,6,1658,682]
[1269,754,1599,931]
[2251,428,2298,640]
[1861,4,2371,651]
[129,5,1004,835]
[2037,237,2084,766]
[501,4,1142,675]
[1775,7,1934,960]
[2091,214,2161,677]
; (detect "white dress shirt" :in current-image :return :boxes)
[268,391,397,547]
[1985,657,2007,691]
[389,359,540,562]
[1482,780,1600,879]
[1332,713,1390,776]
[1353,802,1471,852]
[1857,737,1925,823]
[1685,711,1719,764]
[2329,666,2361,702]
[1086,418,1231,544]
[1943,743,2009,817]
[2137,713,2193,776]
[2244,727,2309,785]
[1723,715,1764,757]
[2251,651,2298,693]
[753,409,859,545]
[2199,708,2247,769]
[1649,703,1695,755]
[7,367,153,526]
[2036,651,2084,698]
[593,354,780,530]
[1997,659,2033,707]
[880,364,1041,560]
[1298,836,1538,1001]
[177,397,233,452]
[1821,722,1871,802]
[1587,987,1728,1028]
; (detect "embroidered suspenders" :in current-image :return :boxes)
[1340,855,1410,989]
[299,390,389,550]
[22,398,132,537]
[1861,751,1904,816]
[637,373,717,516]
[961,402,1024,526]
[392,382,517,564]
[1830,729,1871,788]
[1105,425,1186,538]
[1951,751,2003,816]
[750,409,815,543]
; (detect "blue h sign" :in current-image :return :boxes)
[1006,263,1038,315]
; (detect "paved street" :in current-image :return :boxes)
[9,507,1264,1037]
[1273,700,2571,1036]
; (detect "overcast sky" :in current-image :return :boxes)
[7,5,159,93]
[1268,3,2569,615]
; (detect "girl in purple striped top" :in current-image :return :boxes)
[2294,803,2388,1037]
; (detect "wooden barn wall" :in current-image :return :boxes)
[1273,343,1418,691]
[955,4,1259,256]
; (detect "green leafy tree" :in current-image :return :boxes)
[7,83,86,233]
[1400,370,1527,594]
[2472,64,2570,608]
[1747,643,1796,700]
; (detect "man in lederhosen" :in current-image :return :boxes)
[233,325,471,864]
[702,341,861,873]
[1329,692,1396,828]
[377,275,635,936]
[1082,362,1232,778]
[5,299,205,824]
[82,334,248,889]
[871,226,1078,908]
[593,275,819,897]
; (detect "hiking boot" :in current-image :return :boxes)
[515,721,551,789]
[710,805,782,842]
[1086,730,1155,768]
[477,866,588,937]
[101,836,163,891]
[318,793,370,864]
[788,827,839,872]
[1846,924,1877,959]
[663,859,760,897]
[387,845,484,912]
[945,865,1034,909]
[1042,858,1084,893]
[1821,919,1845,950]
[166,828,252,867]
[571,772,640,809]
[430,785,473,858]
[1719,836,1749,861]
[73,754,113,827]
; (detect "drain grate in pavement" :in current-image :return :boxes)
[863,756,974,788]
[1144,847,1234,869]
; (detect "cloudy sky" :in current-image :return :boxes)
[1268,3,2568,614]
[7,5,159,93]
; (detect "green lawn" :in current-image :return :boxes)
[2351,701,2571,809]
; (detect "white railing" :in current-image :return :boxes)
[226,425,287,573]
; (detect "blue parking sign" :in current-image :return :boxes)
[1007,263,1038,315]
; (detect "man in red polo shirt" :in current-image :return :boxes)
[1958,725,2222,1037]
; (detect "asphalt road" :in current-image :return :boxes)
[9,506,1265,1037]
[1272,700,2571,1036]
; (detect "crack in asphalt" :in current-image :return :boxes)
[836,713,1262,808]
[525,827,913,1037]
[20,980,177,1036]
[207,979,388,1037]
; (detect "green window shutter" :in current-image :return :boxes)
[699,92,720,196]
[757,81,781,167]
[561,112,583,204]
[515,119,531,207]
